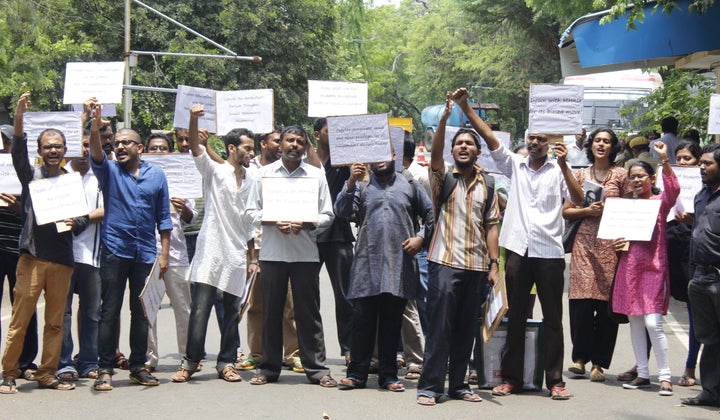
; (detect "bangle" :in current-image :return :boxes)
[249,260,258,265]
[662,158,670,164]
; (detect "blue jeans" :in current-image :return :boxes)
[58,263,101,376]
[97,248,153,373]
[415,248,429,334]
[182,282,241,373]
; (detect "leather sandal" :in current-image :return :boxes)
[39,380,76,391]
[318,375,337,388]
[171,367,195,383]
[249,373,268,385]
[0,380,17,394]
[417,395,437,406]
[492,382,515,396]
[218,365,242,382]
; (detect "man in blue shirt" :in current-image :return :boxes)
[87,103,172,391]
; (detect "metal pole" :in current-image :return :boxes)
[130,50,261,62]
[123,85,177,94]
[133,0,238,57]
[124,0,132,128]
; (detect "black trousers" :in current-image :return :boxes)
[318,242,354,356]
[346,293,407,387]
[569,298,618,369]
[417,263,487,399]
[688,268,720,405]
[501,250,565,389]
[259,261,330,383]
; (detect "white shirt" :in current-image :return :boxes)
[567,143,591,167]
[67,166,103,267]
[155,199,197,267]
[189,146,258,297]
[247,159,334,263]
[490,145,573,258]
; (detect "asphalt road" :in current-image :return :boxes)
[0,258,717,419]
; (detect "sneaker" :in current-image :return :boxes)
[129,369,159,386]
[622,378,651,389]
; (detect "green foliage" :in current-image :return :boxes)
[620,68,716,141]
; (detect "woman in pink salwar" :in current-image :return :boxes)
[611,141,679,397]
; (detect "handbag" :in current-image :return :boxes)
[563,219,581,253]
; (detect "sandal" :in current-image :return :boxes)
[549,385,572,400]
[290,358,304,373]
[39,380,76,391]
[659,380,673,396]
[218,365,242,382]
[468,370,478,385]
[249,373,268,385]
[0,380,17,394]
[405,365,421,380]
[681,396,715,406]
[171,367,195,383]
[319,375,337,388]
[417,395,437,406]
[236,357,256,371]
[491,382,515,396]
[455,390,482,402]
[114,352,129,370]
[678,375,696,387]
[57,371,79,382]
[84,369,99,380]
[338,377,365,390]
[383,381,405,392]
[129,369,159,386]
[22,369,36,381]
[94,373,113,391]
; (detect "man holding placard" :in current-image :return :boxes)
[1,92,75,394]
[246,125,337,387]
[312,117,354,362]
[88,103,172,391]
[454,87,584,401]
[171,105,257,384]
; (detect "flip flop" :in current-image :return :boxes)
[0,380,17,395]
[677,376,696,387]
[57,371,79,382]
[383,381,405,392]
[417,395,437,406]
[39,380,76,391]
[455,390,482,402]
[338,377,365,390]
[249,373,268,385]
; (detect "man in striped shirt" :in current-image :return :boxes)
[416,94,500,406]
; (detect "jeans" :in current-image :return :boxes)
[182,282,241,373]
[58,263,101,376]
[97,247,153,373]
[415,248,429,334]
[0,252,38,371]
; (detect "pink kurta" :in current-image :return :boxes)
[612,170,680,316]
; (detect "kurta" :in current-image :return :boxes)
[612,170,680,315]
[189,147,257,297]
[334,173,433,300]
[568,166,627,300]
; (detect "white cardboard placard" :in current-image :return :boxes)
[28,172,89,225]
[528,84,583,135]
[597,197,662,241]
[142,154,203,198]
[24,112,83,158]
[63,62,125,105]
[327,114,392,165]
[307,80,368,118]
[261,176,319,222]
[173,85,217,132]
[215,89,274,135]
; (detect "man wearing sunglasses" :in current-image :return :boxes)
[87,102,172,391]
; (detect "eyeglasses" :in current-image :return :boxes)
[148,145,169,152]
[628,174,649,180]
[527,135,549,143]
[113,139,140,148]
[41,144,65,150]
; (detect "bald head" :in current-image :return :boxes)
[116,128,141,143]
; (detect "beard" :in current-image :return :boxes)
[454,159,474,169]
[371,161,395,176]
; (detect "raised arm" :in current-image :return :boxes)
[188,104,205,157]
[89,102,106,164]
[451,87,501,151]
[554,142,584,205]
[430,92,452,172]
[199,129,224,163]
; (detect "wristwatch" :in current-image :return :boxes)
[489,258,500,268]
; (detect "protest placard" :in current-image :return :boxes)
[24,112,83,158]
[173,85,217,132]
[656,165,702,219]
[327,114,392,165]
[528,84,583,135]
[709,94,720,135]
[216,89,274,135]
[63,62,125,104]
[307,80,368,118]
[261,176,319,222]
[597,197,662,241]
[28,172,89,225]
[0,154,22,196]
[71,103,117,117]
[483,273,508,343]
[140,261,165,328]
[389,125,406,171]
[142,154,203,198]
